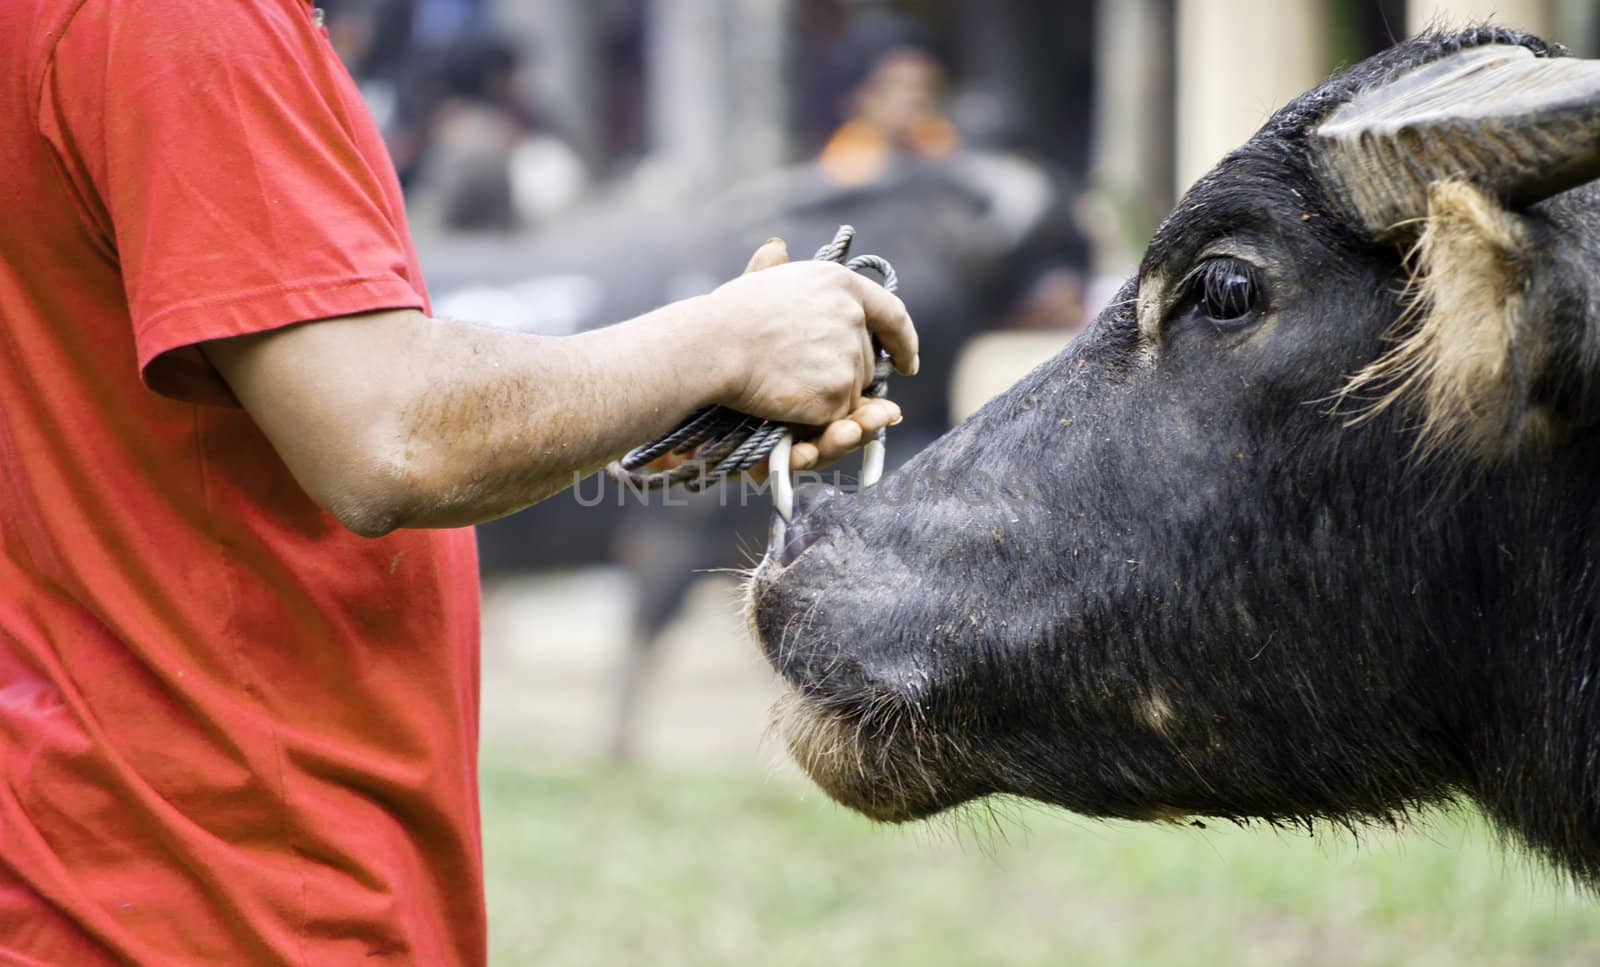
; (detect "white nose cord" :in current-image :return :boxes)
[769,429,886,523]
[770,433,796,523]
[860,435,887,489]
[608,225,899,513]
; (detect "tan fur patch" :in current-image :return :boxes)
[771,686,967,822]
[1339,180,1540,461]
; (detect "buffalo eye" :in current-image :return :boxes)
[1179,257,1262,329]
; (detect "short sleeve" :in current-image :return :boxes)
[38,0,426,405]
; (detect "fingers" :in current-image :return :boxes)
[744,238,790,274]
[789,399,902,471]
[817,419,863,461]
[789,441,821,472]
[849,275,919,376]
[851,398,903,434]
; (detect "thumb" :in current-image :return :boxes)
[744,237,790,274]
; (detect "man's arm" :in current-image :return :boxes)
[202,242,916,537]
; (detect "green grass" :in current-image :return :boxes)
[481,755,1600,966]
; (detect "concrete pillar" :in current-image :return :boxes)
[1174,0,1328,195]
[645,0,794,191]
[648,0,729,188]
[724,0,792,175]
[1407,0,1553,37]
[505,0,607,165]
[1089,0,1173,277]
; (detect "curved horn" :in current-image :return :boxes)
[1311,44,1600,238]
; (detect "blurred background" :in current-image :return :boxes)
[321,0,1600,963]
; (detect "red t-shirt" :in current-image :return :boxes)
[0,1,484,963]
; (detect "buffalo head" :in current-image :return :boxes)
[749,28,1600,884]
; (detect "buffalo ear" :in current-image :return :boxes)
[1338,181,1558,460]
[1311,43,1600,239]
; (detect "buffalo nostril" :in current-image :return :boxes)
[772,514,817,567]
[790,482,836,521]
[769,483,837,567]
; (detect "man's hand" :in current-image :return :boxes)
[656,239,907,475]
[700,238,917,428]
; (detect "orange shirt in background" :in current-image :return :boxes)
[818,116,961,187]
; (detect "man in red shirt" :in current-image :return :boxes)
[0,1,916,963]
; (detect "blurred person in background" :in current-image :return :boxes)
[325,0,586,231]
[389,35,586,231]
[814,10,1089,338]
[0,1,916,963]
[818,13,960,189]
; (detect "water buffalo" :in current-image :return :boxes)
[749,27,1600,885]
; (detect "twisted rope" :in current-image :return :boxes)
[606,225,897,495]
